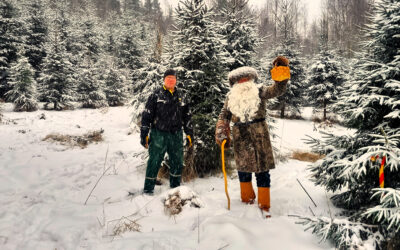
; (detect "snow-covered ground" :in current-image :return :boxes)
[0,104,353,250]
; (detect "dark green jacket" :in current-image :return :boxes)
[141,86,193,136]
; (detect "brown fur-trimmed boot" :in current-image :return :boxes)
[240,182,256,204]
[258,187,271,218]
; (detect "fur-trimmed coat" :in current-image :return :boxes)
[216,81,287,173]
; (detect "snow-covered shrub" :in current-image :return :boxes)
[164,186,204,216]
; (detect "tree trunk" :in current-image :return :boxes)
[323,99,327,121]
[280,102,285,119]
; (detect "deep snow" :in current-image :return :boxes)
[0,104,354,249]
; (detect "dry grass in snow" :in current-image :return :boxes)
[43,129,104,148]
[291,150,325,163]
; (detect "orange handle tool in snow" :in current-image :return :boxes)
[371,155,386,188]
[379,156,386,188]
[221,140,230,210]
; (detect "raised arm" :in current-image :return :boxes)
[261,56,290,100]
[260,79,288,100]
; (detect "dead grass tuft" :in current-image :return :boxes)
[111,217,141,236]
[43,129,104,148]
[291,150,325,163]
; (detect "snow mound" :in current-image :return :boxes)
[164,186,204,215]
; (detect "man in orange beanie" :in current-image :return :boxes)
[141,69,193,194]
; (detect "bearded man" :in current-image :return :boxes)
[215,57,289,217]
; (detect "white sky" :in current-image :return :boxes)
[248,0,322,22]
[162,0,322,22]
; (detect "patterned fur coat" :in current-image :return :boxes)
[216,67,287,173]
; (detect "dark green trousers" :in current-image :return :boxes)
[144,128,183,193]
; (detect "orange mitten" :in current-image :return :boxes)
[271,66,291,82]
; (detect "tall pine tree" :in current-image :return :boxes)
[218,1,260,71]
[131,28,165,124]
[116,10,144,84]
[0,0,24,99]
[267,0,305,118]
[40,1,76,110]
[171,0,229,175]
[307,50,344,121]
[20,0,47,81]
[300,1,400,248]
[6,52,38,112]
[77,57,107,108]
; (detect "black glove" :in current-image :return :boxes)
[140,127,149,148]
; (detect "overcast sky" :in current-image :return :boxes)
[162,0,322,22]
[249,0,322,22]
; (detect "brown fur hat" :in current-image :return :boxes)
[273,56,289,67]
[228,66,258,86]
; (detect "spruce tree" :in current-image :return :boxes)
[5,53,38,112]
[131,28,165,124]
[20,0,47,81]
[116,11,144,75]
[268,43,305,118]
[40,3,76,111]
[266,0,306,118]
[77,58,107,109]
[100,56,128,107]
[218,3,260,71]
[0,0,24,99]
[171,0,229,175]
[300,1,400,248]
[40,44,76,110]
[125,0,141,13]
[75,0,102,63]
[103,11,119,57]
[307,50,344,121]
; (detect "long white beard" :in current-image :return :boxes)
[227,80,261,122]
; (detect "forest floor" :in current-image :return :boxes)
[0,104,361,250]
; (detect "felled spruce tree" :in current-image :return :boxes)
[5,54,38,111]
[171,0,229,175]
[300,1,400,248]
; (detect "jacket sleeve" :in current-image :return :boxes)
[218,98,232,122]
[215,98,232,146]
[182,101,193,136]
[260,79,288,100]
[141,93,157,134]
